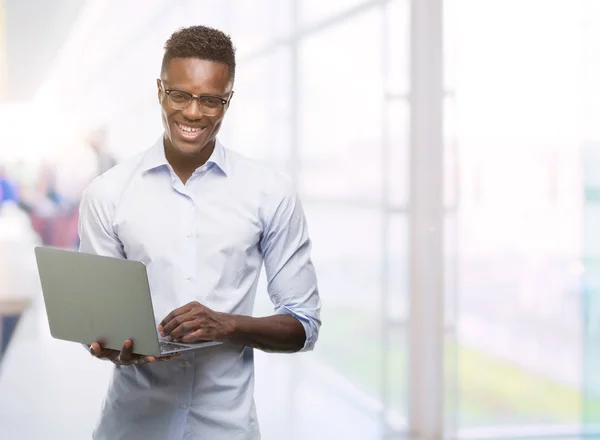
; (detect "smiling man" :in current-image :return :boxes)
[78,26,322,440]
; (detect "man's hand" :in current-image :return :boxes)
[158,301,236,343]
[89,339,172,366]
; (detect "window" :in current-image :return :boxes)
[223,49,292,174]
[303,204,387,403]
[298,9,383,202]
[299,0,370,27]
[447,0,585,433]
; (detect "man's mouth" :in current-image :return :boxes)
[175,122,206,140]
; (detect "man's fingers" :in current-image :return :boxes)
[90,342,102,355]
[107,351,121,363]
[90,341,158,366]
[158,314,173,334]
[168,317,199,339]
[90,341,115,359]
[159,308,184,330]
[180,329,208,344]
[159,303,195,332]
[143,355,173,362]
[162,313,195,337]
[119,339,134,362]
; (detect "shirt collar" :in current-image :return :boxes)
[141,135,228,176]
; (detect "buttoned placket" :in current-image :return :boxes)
[169,169,200,420]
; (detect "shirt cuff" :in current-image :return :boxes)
[274,305,315,352]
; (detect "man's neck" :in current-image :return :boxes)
[164,138,215,184]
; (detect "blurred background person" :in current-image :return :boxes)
[87,127,116,176]
[0,165,19,208]
[51,136,99,249]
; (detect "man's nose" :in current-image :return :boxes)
[182,98,204,120]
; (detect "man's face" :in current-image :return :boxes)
[158,57,233,156]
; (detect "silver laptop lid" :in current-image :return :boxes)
[34,246,162,356]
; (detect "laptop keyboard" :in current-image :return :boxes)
[160,341,188,353]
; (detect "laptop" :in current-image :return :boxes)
[34,246,222,357]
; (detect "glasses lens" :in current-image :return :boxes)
[168,91,191,110]
[198,96,223,116]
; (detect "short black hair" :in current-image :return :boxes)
[161,25,236,82]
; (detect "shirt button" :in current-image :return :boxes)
[184,275,191,281]
[185,232,192,238]
[180,404,187,409]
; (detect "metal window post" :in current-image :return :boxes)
[408,0,445,438]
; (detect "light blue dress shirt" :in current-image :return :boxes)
[78,136,321,440]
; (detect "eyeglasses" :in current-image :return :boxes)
[159,82,232,116]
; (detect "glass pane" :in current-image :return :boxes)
[299,0,368,26]
[384,215,409,425]
[385,0,410,96]
[444,0,458,91]
[445,97,458,209]
[298,9,383,201]
[383,325,408,432]
[227,0,292,56]
[445,332,460,435]
[304,204,383,402]
[387,215,409,322]
[291,207,409,436]
[582,0,600,431]
[582,142,600,429]
[445,213,460,435]
[582,0,600,144]
[386,100,409,207]
[223,48,292,175]
[448,0,585,434]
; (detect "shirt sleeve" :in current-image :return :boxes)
[260,187,322,352]
[78,177,125,259]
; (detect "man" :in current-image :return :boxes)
[79,25,321,439]
[0,166,19,207]
[87,127,117,176]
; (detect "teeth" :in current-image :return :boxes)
[177,123,200,133]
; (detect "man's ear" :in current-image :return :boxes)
[156,79,162,104]
[226,91,235,109]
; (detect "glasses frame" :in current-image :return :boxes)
[158,80,233,115]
